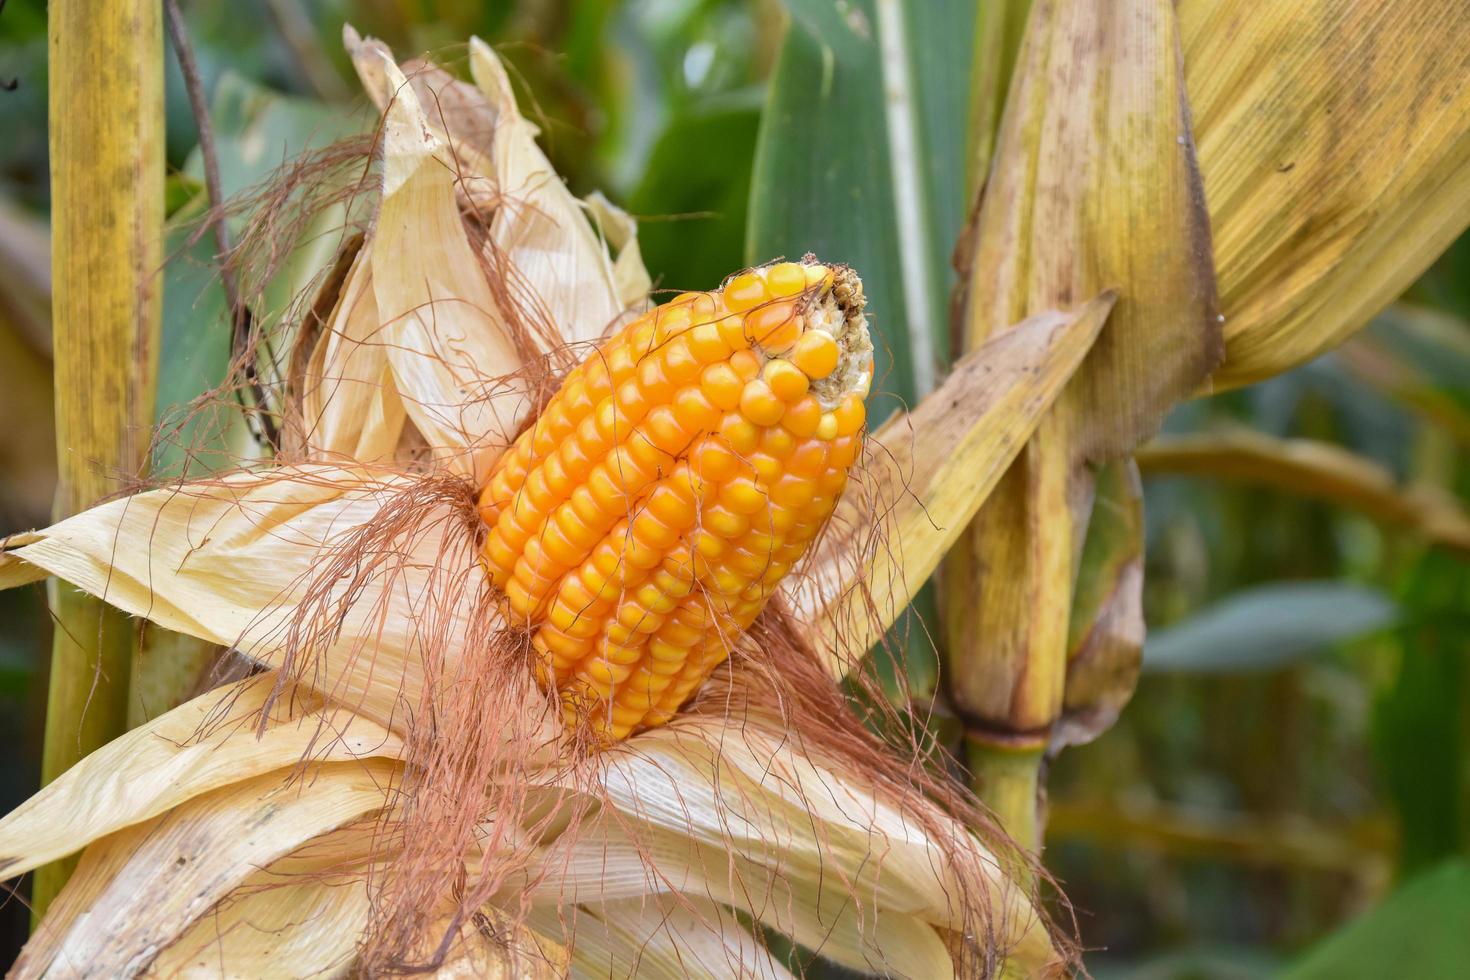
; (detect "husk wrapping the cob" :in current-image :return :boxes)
[0,29,1093,978]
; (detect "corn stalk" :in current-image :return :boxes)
[946,0,1219,852]
[36,0,163,914]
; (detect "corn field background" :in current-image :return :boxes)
[2,1,1469,977]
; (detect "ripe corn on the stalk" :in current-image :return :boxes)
[478,260,872,740]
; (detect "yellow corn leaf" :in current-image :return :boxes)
[0,673,401,880]
[788,294,1113,675]
[950,0,1217,848]
[14,761,396,978]
[1136,430,1470,555]
[1184,0,1470,389]
[961,0,1220,457]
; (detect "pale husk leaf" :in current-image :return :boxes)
[369,53,536,481]
[468,37,648,348]
[533,897,790,980]
[547,719,1056,975]
[1184,0,1470,389]
[14,761,396,979]
[298,247,407,465]
[0,672,401,880]
[146,873,371,979]
[0,467,528,729]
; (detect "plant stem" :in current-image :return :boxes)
[965,735,1046,858]
[36,0,164,917]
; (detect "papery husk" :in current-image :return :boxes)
[0,672,401,879]
[787,294,1113,677]
[1182,0,1470,389]
[1136,430,1470,556]
[0,466,555,734]
[14,761,397,979]
[363,52,546,482]
[519,717,1058,976]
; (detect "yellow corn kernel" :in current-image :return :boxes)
[477,259,872,742]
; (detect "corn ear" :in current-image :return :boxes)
[480,260,872,740]
[38,0,165,912]
[1184,0,1470,389]
[1136,431,1470,556]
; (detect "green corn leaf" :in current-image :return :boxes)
[748,0,975,413]
[1143,582,1397,673]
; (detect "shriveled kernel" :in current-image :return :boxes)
[739,380,785,426]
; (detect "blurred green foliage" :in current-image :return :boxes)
[3,1,1470,975]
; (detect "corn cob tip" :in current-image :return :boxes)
[794,261,873,410]
[479,258,871,742]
